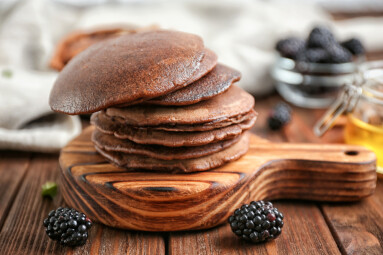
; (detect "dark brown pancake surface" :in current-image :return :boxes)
[92,129,240,160]
[94,132,250,173]
[105,85,254,126]
[116,48,218,107]
[49,30,217,114]
[95,108,256,132]
[50,26,158,71]
[151,111,255,132]
[148,64,240,105]
[91,110,257,146]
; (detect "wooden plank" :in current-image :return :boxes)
[278,102,383,254]
[284,105,345,144]
[169,101,342,254]
[59,120,376,232]
[0,151,30,229]
[321,179,383,255]
[169,201,340,255]
[0,154,165,255]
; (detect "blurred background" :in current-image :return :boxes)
[1,0,383,154]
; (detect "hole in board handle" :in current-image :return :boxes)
[345,150,359,156]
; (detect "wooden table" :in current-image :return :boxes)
[0,94,382,255]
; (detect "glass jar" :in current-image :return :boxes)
[314,60,383,176]
[271,56,363,108]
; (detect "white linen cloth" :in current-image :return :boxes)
[0,0,383,152]
[0,66,81,152]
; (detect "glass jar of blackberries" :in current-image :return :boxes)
[314,60,383,177]
[272,27,365,109]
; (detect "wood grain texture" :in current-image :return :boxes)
[0,152,30,229]
[280,92,383,255]
[0,92,381,254]
[58,126,377,232]
[320,192,383,255]
[169,201,340,255]
[0,154,165,255]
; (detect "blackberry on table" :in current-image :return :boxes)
[341,38,365,56]
[228,201,284,243]
[307,26,336,49]
[43,207,92,246]
[267,102,292,131]
[276,37,305,59]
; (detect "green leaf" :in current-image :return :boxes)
[1,69,12,78]
[41,181,58,199]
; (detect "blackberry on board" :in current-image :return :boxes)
[341,38,365,56]
[267,102,292,130]
[228,201,284,243]
[307,26,336,49]
[43,207,92,246]
[276,37,305,59]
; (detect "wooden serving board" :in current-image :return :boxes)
[59,126,377,232]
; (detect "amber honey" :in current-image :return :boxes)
[345,114,383,176]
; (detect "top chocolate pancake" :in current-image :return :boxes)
[117,48,218,107]
[105,85,254,126]
[49,30,217,114]
[148,64,241,106]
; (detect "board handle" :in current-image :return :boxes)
[246,142,377,202]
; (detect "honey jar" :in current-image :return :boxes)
[314,60,383,176]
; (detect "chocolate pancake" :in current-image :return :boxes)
[50,26,158,71]
[49,30,217,114]
[95,108,256,133]
[94,132,250,173]
[105,85,254,127]
[91,129,240,160]
[148,64,241,106]
[91,110,257,146]
[150,111,255,132]
[117,48,218,107]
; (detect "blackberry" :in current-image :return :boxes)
[276,37,305,59]
[267,102,292,130]
[296,48,329,63]
[341,38,365,56]
[307,26,336,49]
[43,207,92,246]
[228,201,284,243]
[327,45,352,63]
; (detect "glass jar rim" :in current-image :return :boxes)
[362,80,383,105]
[314,60,383,136]
[360,60,383,104]
[276,55,362,74]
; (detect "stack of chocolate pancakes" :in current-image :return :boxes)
[49,30,257,173]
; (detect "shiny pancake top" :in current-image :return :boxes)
[49,30,217,114]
